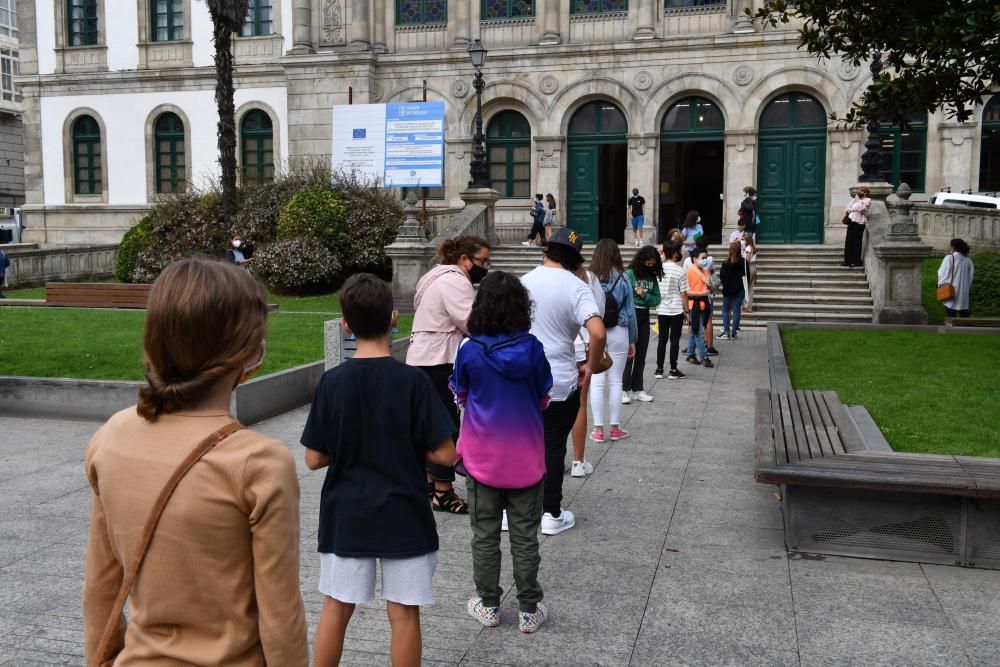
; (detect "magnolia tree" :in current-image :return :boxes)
[202,0,251,225]
[752,0,1000,125]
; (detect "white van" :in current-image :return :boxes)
[928,192,1000,210]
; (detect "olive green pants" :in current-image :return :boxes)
[465,476,544,613]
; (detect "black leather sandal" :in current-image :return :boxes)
[431,488,469,514]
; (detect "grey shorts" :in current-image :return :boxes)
[318,551,438,606]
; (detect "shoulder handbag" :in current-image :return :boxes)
[92,421,244,667]
[936,254,958,302]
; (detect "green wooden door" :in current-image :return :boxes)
[757,135,825,244]
[567,143,599,241]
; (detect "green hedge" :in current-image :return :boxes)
[114,216,152,282]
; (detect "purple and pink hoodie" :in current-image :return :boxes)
[450,332,553,489]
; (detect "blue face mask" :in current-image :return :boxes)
[699,259,710,268]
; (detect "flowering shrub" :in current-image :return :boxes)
[277,186,347,251]
[132,190,229,283]
[114,216,153,282]
[249,239,342,294]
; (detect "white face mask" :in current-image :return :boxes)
[697,217,701,224]
[751,195,758,201]
[699,258,710,268]
[238,341,265,384]
[233,240,242,248]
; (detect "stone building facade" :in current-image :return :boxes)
[15,0,1000,245]
[0,0,23,211]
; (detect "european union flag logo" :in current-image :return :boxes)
[352,129,366,139]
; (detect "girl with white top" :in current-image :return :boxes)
[741,233,758,313]
[654,241,689,380]
[937,238,975,318]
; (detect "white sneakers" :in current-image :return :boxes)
[541,509,575,535]
[623,391,653,403]
[571,460,593,478]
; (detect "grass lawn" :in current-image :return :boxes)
[3,286,45,299]
[0,299,411,381]
[781,328,1000,458]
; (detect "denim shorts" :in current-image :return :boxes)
[318,551,438,606]
[631,214,644,231]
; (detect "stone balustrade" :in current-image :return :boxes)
[913,202,1000,252]
[3,243,117,288]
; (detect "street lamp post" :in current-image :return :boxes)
[467,39,491,189]
[859,52,885,182]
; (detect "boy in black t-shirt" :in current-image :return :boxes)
[301,273,457,667]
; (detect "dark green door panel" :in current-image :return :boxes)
[756,133,826,244]
[567,143,599,241]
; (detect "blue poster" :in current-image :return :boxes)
[383,101,445,188]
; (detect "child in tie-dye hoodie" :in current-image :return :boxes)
[450,270,553,634]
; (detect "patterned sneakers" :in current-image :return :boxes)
[467,598,501,627]
[519,603,548,634]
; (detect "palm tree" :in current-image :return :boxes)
[204,0,251,226]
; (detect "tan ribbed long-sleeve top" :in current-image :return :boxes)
[83,408,308,666]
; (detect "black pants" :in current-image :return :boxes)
[418,364,460,482]
[945,307,971,318]
[542,391,580,516]
[844,221,865,266]
[655,313,685,371]
[527,218,545,241]
[622,308,650,392]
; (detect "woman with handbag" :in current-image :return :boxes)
[570,265,607,477]
[842,187,871,267]
[83,259,308,666]
[937,238,975,318]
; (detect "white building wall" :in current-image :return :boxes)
[35,0,55,75]
[192,1,214,69]
[280,0,293,53]
[40,87,289,205]
[106,1,139,71]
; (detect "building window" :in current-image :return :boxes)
[979,97,1000,192]
[67,0,99,46]
[661,96,724,135]
[0,0,17,38]
[665,0,724,8]
[0,49,19,103]
[72,115,102,195]
[396,0,447,25]
[571,0,627,14]
[879,112,927,192]
[151,0,184,41]
[154,113,185,193]
[242,0,273,37]
[486,111,531,198]
[482,0,534,20]
[241,110,274,184]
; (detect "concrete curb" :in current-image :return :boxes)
[0,361,325,425]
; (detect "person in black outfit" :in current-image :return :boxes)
[739,186,758,239]
[627,188,646,247]
[523,194,546,246]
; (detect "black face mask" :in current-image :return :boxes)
[469,264,489,285]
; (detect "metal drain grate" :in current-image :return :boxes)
[967,500,1000,567]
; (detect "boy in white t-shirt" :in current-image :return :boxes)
[521,228,606,536]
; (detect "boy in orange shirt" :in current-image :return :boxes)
[685,249,714,368]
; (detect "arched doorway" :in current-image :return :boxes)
[756,93,827,244]
[659,96,725,244]
[567,101,628,242]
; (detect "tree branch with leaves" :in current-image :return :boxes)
[751,0,1000,126]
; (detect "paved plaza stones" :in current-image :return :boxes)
[1,330,999,665]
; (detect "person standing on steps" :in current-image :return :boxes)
[842,186,871,268]
[742,233,758,314]
[522,194,546,246]
[680,210,704,256]
[627,188,646,247]
[654,242,689,381]
[623,246,661,403]
[588,239,638,442]
[543,193,558,240]
[739,186,759,240]
[407,235,492,515]
[521,228,606,536]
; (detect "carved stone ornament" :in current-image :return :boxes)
[323,0,344,45]
[539,75,559,95]
[633,71,653,91]
[837,60,860,81]
[371,84,383,102]
[732,65,754,86]
[451,79,469,98]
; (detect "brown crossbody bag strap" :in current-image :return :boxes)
[93,420,244,666]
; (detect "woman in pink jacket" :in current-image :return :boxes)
[406,234,491,513]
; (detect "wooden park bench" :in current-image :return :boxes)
[945,317,1000,328]
[755,387,1000,568]
[45,282,151,308]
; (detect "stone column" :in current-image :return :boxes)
[460,186,502,245]
[372,0,387,52]
[533,136,564,214]
[633,0,655,40]
[628,133,659,246]
[453,0,471,47]
[862,182,933,324]
[722,129,756,241]
[290,0,314,53]
[385,193,438,312]
[540,0,562,45]
[826,128,864,247]
[938,122,978,193]
[349,0,371,50]
[732,0,755,34]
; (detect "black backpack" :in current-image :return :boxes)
[602,273,623,328]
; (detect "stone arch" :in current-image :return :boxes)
[458,80,546,137]
[235,101,282,184]
[384,84,462,137]
[144,104,193,199]
[62,107,109,204]
[551,77,640,136]
[645,73,740,132]
[744,67,847,128]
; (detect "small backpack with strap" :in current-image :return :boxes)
[602,273,623,328]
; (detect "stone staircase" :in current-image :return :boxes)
[488,243,873,326]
